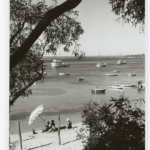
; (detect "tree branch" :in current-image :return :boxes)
[10,20,26,46]
[10,0,82,71]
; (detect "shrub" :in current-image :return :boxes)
[81,96,145,150]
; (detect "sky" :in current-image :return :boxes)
[34,0,145,56]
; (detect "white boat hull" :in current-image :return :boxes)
[117,83,137,87]
[96,63,107,67]
[51,62,62,67]
[128,74,136,76]
[109,85,123,89]
[96,63,101,68]
[59,73,65,76]
[113,70,120,73]
[117,60,123,65]
[51,60,70,67]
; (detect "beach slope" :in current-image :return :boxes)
[10,123,84,150]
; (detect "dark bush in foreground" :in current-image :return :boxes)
[81,96,145,150]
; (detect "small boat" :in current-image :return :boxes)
[106,73,118,76]
[128,73,136,76]
[78,77,84,81]
[59,73,65,76]
[113,70,120,73]
[91,89,106,94]
[109,85,123,89]
[65,73,70,75]
[117,60,123,65]
[51,55,70,68]
[117,83,137,87]
[117,53,126,65]
[91,85,106,94]
[51,59,63,67]
[96,63,101,68]
[96,51,107,68]
[62,62,70,67]
[101,63,107,67]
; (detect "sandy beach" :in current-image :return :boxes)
[10,123,85,150]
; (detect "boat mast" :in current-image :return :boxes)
[97,50,100,62]
[120,52,121,61]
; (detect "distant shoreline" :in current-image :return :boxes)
[43,56,145,63]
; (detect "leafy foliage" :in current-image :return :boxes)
[10,0,84,55]
[109,0,145,31]
[10,0,84,107]
[81,96,145,150]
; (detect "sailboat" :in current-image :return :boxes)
[96,51,107,67]
[117,53,126,65]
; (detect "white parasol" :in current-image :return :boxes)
[29,104,45,125]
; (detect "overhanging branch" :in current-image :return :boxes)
[10,0,82,71]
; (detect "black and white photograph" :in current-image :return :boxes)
[1,0,148,149]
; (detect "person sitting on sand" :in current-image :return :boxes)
[32,129,37,135]
[42,121,51,133]
[66,118,72,129]
[47,120,56,132]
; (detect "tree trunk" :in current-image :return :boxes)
[10,0,82,71]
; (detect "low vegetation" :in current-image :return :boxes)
[79,96,145,150]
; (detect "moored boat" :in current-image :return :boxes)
[113,70,120,73]
[51,59,70,68]
[51,59,63,67]
[106,73,118,76]
[117,83,137,87]
[65,72,70,75]
[96,63,101,68]
[59,73,65,76]
[117,53,126,65]
[91,88,106,94]
[109,85,123,89]
[91,85,106,94]
[78,77,84,81]
[101,63,107,67]
[117,60,123,65]
[62,62,70,67]
[96,51,107,68]
[128,73,136,76]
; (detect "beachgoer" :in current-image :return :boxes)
[47,120,56,132]
[32,129,37,135]
[66,118,72,129]
[42,121,51,133]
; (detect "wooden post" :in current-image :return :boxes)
[17,121,23,150]
[58,111,61,145]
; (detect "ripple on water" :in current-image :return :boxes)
[32,88,66,96]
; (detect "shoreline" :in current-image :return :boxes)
[10,122,84,150]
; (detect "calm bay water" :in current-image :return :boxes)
[10,57,145,134]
